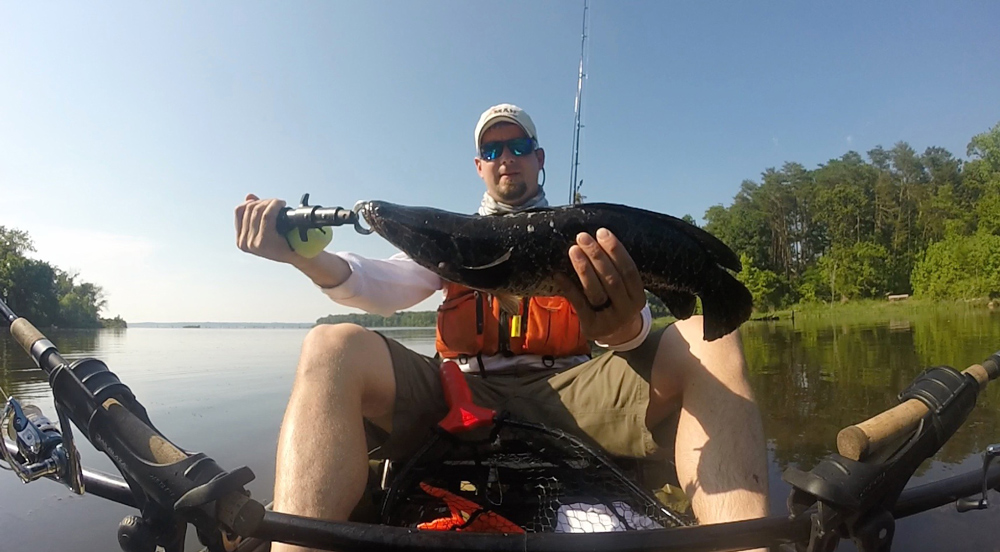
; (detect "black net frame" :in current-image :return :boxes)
[378,413,693,533]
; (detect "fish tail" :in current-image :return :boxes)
[699,271,754,341]
[649,288,698,320]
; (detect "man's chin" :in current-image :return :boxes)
[496,183,530,205]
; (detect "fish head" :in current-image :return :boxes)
[360,200,516,289]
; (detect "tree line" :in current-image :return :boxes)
[322,122,1000,324]
[0,227,125,328]
[704,122,1000,310]
[316,310,437,327]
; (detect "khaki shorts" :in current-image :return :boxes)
[366,326,679,463]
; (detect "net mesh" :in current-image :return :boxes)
[380,418,694,533]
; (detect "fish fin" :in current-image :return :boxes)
[650,288,698,320]
[699,271,754,341]
[460,248,513,270]
[495,293,521,315]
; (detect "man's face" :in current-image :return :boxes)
[475,122,545,206]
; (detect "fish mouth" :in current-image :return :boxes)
[358,200,425,243]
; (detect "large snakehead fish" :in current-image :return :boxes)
[357,201,753,341]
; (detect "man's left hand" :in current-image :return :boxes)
[556,228,646,345]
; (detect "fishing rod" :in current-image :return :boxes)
[568,0,589,205]
[0,296,264,552]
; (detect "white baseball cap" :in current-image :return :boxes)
[474,103,539,153]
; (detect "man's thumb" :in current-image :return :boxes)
[245,193,259,202]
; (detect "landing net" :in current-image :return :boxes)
[380,417,693,533]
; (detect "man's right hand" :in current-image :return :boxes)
[236,194,353,288]
[235,194,298,264]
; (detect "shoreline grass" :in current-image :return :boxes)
[763,297,995,321]
[651,297,997,329]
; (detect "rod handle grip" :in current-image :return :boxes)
[837,363,993,461]
[10,318,45,356]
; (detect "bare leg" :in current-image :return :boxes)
[646,317,769,535]
[271,324,397,552]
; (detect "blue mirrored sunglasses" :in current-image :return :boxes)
[479,138,537,161]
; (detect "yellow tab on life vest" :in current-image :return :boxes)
[510,315,522,338]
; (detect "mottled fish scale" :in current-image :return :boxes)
[361,201,753,341]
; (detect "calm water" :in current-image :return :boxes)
[2,313,999,551]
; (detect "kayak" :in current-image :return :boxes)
[208,362,697,552]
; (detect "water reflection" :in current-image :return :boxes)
[0,330,129,404]
[2,314,999,550]
[4,315,999,472]
[741,308,1000,470]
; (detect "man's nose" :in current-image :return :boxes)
[498,145,518,163]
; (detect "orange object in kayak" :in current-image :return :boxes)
[416,482,525,534]
[437,360,495,433]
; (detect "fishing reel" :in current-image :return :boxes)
[0,394,84,494]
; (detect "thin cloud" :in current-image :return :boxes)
[28,227,156,270]
[24,227,159,317]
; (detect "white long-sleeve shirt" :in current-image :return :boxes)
[321,252,441,316]
[319,251,651,372]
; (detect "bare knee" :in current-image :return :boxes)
[299,322,364,371]
[655,316,749,388]
[295,324,393,402]
[301,322,369,357]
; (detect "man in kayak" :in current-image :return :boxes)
[236,104,769,551]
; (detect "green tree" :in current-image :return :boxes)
[0,226,114,327]
[795,266,829,304]
[736,254,783,311]
[0,226,36,309]
[813,152,877,247]
[818,242,891,300]
[967,122,1000,174]
[3,256,60,326]
[101,315,128,329]
[911,233,1000,299]
[0,226,33,258]
[704,181,772,270]
[701,121,1000,306]
[966,123,1000,236]
[55,271,106,328]
[919,147,966,243]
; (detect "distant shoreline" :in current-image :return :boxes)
[123,298,998,330]
[127,322,437,330]
[129,322,316,329]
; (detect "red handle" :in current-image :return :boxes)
[437,361,496,434]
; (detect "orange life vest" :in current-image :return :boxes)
[435,282,590,359]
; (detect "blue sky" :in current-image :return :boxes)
[1,1,998,323]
